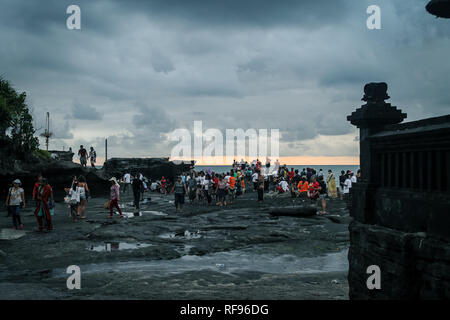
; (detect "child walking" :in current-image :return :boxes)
[65,184,81,222]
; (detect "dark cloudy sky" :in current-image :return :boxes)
[1,0,449,163]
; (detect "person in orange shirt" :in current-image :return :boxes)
[228,174,236,204]
[240,178,245,194]
[297,176,309,200]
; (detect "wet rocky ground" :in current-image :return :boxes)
[0,189,351,300]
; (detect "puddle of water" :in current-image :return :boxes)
[141,211,167,216]
[175,244,194,255]
[159,230,202,240]
[119,198,152,209]
[88,242,152,252]
[54,248,348,278]
[0,229,28,240]
[120,212,142,218]
[114,211,167,218]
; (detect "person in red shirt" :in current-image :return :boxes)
[32,173,43,203]
[212,174,219,201]
[256,159,261,171]
[307,176,320,200]
[34,178,54,232]
[288,168,295,182]
[161,176,167,195]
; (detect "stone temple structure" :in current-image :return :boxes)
[347,83,450,299]
[426,0,450,18]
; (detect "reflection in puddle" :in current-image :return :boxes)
[118,198,152,209]
[120,212,142,218]
[175,244,194,255]
[58,248,349,277]
[159,230,202,240]
[141,211,167,216]
[88,242,152,252]
[113,211,167,218]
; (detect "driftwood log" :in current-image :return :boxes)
[269,206,317,217]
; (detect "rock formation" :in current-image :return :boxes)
[102,157,193,181]
[0,156,193,200]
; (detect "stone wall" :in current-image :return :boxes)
[347,83,450,299]
[348,221,450,299]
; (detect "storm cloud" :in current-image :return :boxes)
[1,0,449,161]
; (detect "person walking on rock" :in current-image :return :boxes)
[78,145,88,168]
[339,170,346,200]
[65,184,81,223]
[132,173,143,210]
[77,175,89,219]
[6,179,25,230]
[326,170,338,199]
[34,178,54,232]
[257,170,264,202]
[32,173,43,206]
[89,147,97,168]
[171,176,187,214]
[108,177,123,219]
[317,176,328,215]
[122,172,131,195]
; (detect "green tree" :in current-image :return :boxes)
[0,77,39,159]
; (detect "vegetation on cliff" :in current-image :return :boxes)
[0,77,39,162]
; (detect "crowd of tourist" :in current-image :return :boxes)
[3,159,360,231]
[161,159,360,215]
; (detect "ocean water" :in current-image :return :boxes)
[97,164,360,176]
[195,165,360,175]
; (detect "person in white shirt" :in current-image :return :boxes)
[123,173,131,194]
[6,179,26,229]
[343,174,352,209]
[196,173,205,200]
[318,169,324,178]
[202,175,212,205]
[65,184,81,223]
[350,172,357,184]
[252,171,259,191]
[279,179,289,193]
[343,177,352,194]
